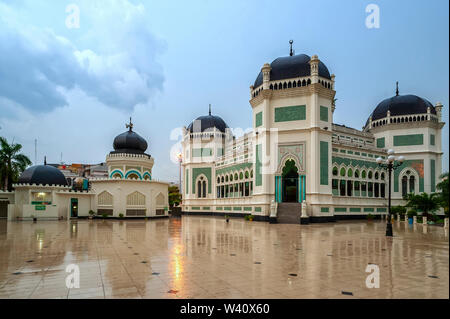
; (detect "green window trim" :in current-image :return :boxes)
[320,141,329,185]
[254,207,262,212]
[255,111,263,127]
[430,134,435,146]
[376,137,385,148]
[244,207,252,211]
[349,208,361,212]
[335,207,347,212]
[431,159,436,192]
[320,207,329,213]
[377,208,387,212]
[255,144,262,186]
[274,105,306,122]
[393,134,423,146]
[364,207,374,212]
[192,167,212,194]
[320,106,328,122]
[233,207,242,211]
[192,148,213,157]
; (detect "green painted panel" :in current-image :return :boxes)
[335,207,347,212]
[216,207,223,211]
[376,137,385,148]
[217,148,224,156]
[355,152,360,155]
[233,207,242,211]
[192,167,212,194]
[320,106,328,122]
[192,207,200,210]
[320,207,329,213]
[361,153,367,157]
[202,207,210,210]
[332,156,378,170]
[377,208,387,212]
[350,208,361,212]
[364,207,374,212]
[224,206,232,211]
[431,159,436,192]
[274,105,306,122]
[430,134,435,146]
[192,148,213,157]
[254,207,262,212]
[255,111,263,127]
[393,134,423,146]
[255,144,262,186]
[347,151,353,155]
[320,141,329,185]
[340,149,346,154]
[244,207,252,211]
[332,148,339,152]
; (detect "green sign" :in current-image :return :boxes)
[31,201,51,205]
[35,205,46,211]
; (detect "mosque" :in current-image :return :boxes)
[1,121,169,220]
[181,44,445,223]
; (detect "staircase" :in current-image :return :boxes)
[276,202,302,224]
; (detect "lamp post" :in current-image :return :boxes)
[376,149,404,237]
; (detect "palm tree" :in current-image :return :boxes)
[0,137,32,191]
[436,172,449,216]
[405,192,440,219]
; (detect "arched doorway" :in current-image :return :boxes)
[282,159,298,202]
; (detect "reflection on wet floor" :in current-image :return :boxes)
[0,217,448,299]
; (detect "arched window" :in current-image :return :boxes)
[368,171,373,179]
[288,82,292,88]
[197,181,202,198]
[332,167,338,176]
[375,172,379,180]
[302,80,306,86]
[225,175,228,182]
[230,174,233,182]
[381,172,385,180]
[340,168,346,177]
[347,168,353,178]
[362,170,367,179]
[401,176,408,197]
[283,82,287,89]
[347,180,353,196]
[234,173,238,180]
[239,172,244,180]
[217,177,220,184]
[409,175,415,194]
[202,181,206,198]
[355,169,360,178]
[340,180,346,196]
[250,170,253,178]
[269,84,273,90]
[245,171,249,179]
[293,81,297,88]
[221,176,224,183]
[298,80,302,87]
[307,79,311,85]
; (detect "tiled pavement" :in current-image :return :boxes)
[0,217,448,299]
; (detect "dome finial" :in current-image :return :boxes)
[396,81,399,96]
[289,40,294,56]
[126,117,134,132]
[209,104,211,116]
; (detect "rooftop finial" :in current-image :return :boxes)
[126,117,133,131]
[209,104,211,116]
[289,40,294,56]
[44,156,47,165]
[396,81,399,96]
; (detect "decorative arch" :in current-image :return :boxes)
[195,174,208,198]
[110,170,124,179]
[125,170,142,180]
[143,172,152,180]
[155,192,166,206]
[398,167,420,197]
[277,153,303,174]
[98,191,113,206]
[126,191,145,206]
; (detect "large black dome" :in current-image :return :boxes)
[254,54,331,88]
[187,114,229,133]
[112,129,148,154]
[18,165,68,186]
[369,94,435,122]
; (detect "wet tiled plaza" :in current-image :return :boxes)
[0,216,448,299]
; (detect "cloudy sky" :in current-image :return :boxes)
[0,0,448,182]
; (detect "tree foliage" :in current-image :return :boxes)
[0,137,32,191]
[168,185,182,207]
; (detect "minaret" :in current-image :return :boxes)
[261,63,271,90]
[309,55,320,84]
[435,102,443,122]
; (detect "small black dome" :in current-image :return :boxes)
[18,165,68,186]
[112,129,148,154]
[254,54,331,87]
[369,94,435,122]
[187,114,229,133]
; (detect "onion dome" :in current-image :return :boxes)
[111,118,148,155]
[254,53,331,88]
[18,164,68,186]
[367,83,435,125]
[187,105,229,133]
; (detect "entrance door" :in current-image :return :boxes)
[282,159,299,202]
[70,198,78,218]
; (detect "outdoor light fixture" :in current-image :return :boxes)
[376,150,404,237]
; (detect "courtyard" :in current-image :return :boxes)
[0,216,448,299]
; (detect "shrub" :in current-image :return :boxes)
[367,213,374,220]
[407,209,417,218]
[119,213,124,218]
[102,213,108,218]
[89,210,95,216]
[391,205,406,216]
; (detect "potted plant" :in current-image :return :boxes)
[366,213,374,221]
[88,210,95,220]
[248,215,254,222]
[31,215,37,223]
[101,213,108,219]
[407,209,417,224]
[119,213,124,219]
[225,215,229,223]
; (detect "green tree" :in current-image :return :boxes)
[168,185,182,207]
[0,137,32,191]
[436,172,449,216]
[405,192,440,219]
